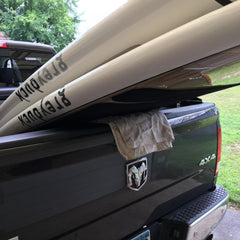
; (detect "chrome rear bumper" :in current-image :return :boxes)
[162,185,228,240]
[186,191,228,240]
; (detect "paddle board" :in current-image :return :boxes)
[0,1,240,136]
[0,0,225,127]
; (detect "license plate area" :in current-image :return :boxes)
[130,230,150,240]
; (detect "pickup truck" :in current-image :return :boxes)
[0,40,236,240]
[0,40,55,99]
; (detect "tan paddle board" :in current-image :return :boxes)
[0,0,225,127]
[1,1,240,136]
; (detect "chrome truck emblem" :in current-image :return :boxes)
[126,158,148,191]
[199,153,216,167]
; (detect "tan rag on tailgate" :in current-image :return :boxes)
[98,110,175,160]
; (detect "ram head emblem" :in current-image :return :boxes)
[126,158,148,191]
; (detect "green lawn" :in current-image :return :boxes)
[202,85,240,208]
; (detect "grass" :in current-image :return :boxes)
[202,84,240,209]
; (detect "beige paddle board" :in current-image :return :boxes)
[1,1,240,136]
[0,0,225,127]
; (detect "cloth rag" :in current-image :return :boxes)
[97,110,175,160]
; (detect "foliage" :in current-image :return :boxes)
[0,0,81,52]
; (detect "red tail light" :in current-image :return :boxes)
[215,125,222,175]
[0,41,7,48]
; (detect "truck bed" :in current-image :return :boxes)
[0,102,223,240]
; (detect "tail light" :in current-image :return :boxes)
[0,41,7,48]
[215,125,222,175]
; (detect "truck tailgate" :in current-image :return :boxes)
[0,102,219,240]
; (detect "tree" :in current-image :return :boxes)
[0,0,81,52]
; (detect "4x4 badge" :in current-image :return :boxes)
[126,157,148,191]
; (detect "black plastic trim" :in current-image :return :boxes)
[215,0,232,6]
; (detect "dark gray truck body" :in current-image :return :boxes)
[0,101,228,240]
